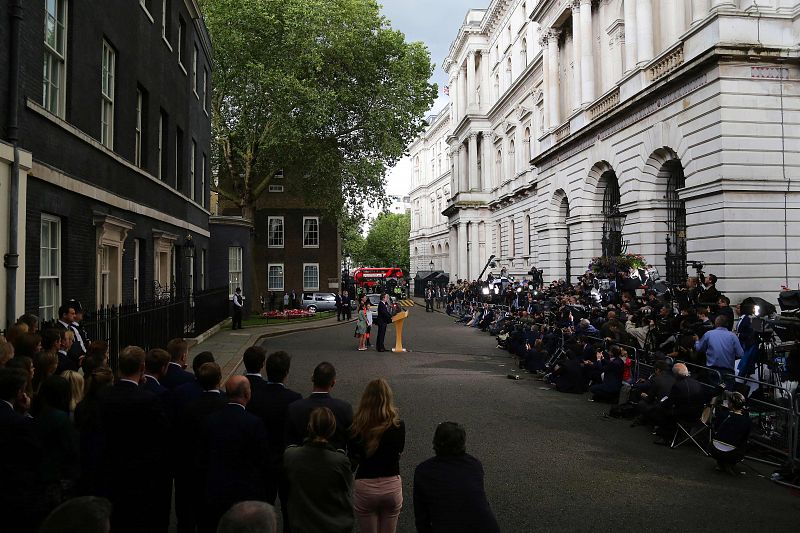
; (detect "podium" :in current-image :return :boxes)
[391,310,409,353]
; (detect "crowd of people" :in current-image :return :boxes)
[442,269,798,474]
[0,300,501,533]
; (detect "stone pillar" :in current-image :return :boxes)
[636,0,654,65]
[468,133,479,191]
[547,29,561,126]
[450,146,458,195]
[458,65,468,119]
[579,1,594,104]
[449,225,458,278]
[692,0,709,25]
[480,49,492,110]
[623,0,637,72]
[466,51,477,112]
[571,1,582,111]
[671,0,686,43]
[459,144,469,192]
[458,222,468,281]
[481,132,493,191]
[539,32,551,130]
[469,222,481,282]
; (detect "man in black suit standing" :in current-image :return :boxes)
[141,348,170,396]
[243,345,269,397]
[162,338,195,390]
[199,375,268,533]
[171,351,216,415]
[232,287,244,330]
[247,350,301,531]
[98,346,171,533]
[285,362,352,451]
[176,362,227,533]
[413,422,500,533]
[375,293,393,352]
[0,368,44,533]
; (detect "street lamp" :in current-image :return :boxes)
[429,260,435,272]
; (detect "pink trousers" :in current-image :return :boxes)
[353,475,403,533]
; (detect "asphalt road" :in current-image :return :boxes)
[259,308,800,533]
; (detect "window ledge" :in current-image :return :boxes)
[162,35,173,51]
[303,245,320,249]
[140,3,154,23]
[268,245,285,249]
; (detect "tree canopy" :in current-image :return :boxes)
[357,212,411,270]
[202,0,437,218]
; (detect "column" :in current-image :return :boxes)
[481,132,493,191]
[480,50,490,111]
[623,0,637,72]
[636,0,654,65]
[579,0,594,104]
[450,145,460,194]
[449,225,458,277]
[547,29,561,126]
[692,0,709,25]
[469,223,481,283]
[468,133,479,191]
[670,0,686,44]
[458,222,468,281]
[571,2,582,111]
[539,32,551,130]
[458,65,468,119]
[450,75,458,123]
[466,51,477,112]
[458,145,468,192]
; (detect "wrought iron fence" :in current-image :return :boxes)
[80,287,229,371]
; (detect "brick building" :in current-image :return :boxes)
[0,0,212,326]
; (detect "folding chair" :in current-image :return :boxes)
[670,408,711,456]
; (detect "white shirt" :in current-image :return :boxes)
[228,402,246,409]
[143,374,161,386]
[119,378,140,386]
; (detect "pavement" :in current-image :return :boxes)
[188,314,355,380]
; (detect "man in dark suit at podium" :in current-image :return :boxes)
[375,293,393,352]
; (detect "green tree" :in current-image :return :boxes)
[202,0,437,219]
[361,212,410,270]
[340,214,366,266]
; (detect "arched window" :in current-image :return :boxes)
[525,214,532,256]
[665,160,687,284]
[494,73,500,99]
[413,156,420,185]
[523,127,531,164]
[521,37,528,66]
[496,222,503,257]
[601,172,623,257]
[510,218,516,257]
[509,140,516,175]
[495,148,502,185]
[506,57,513,86]
[561,196,571,279]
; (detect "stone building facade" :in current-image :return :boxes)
[409,0,800,302]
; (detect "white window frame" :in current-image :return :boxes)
[39,214,61,322]
[268,263,284,291]
[202,68,209,114]
[190,139,196,201]
[302,263,320,291]
[43,0,68,118]
[199,248,206,290]
[303,217,320,248]
[133,238,140,306]
[139,0,154,22]
[99,245,111,307]
[192,45,199,98]
[200,153,206,208]
[267,216,284,248]
[135,89,143,167]
[157,112,164,180]
[161,0,172,49]
[177,16,186,73]
[101,40,115,149]
[228,246,242,297]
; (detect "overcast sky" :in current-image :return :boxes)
[379,0,476,197]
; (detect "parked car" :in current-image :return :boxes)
[301,292,338,312]
[365,294,396,307]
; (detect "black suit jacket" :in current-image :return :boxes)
[140,375,168,396]
[413,453,500,533]
[286,393,353,451]
[201,403,269,507]
[162,363,195,390]
[247,381,302,468]
[377,301,393,325]
[56,350,79,374]
[179,391,228,475]
[98,380,170,496]
[0,402,44,531]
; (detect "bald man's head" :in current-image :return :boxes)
[226,375,251,405]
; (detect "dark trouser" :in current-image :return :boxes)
[376,321,388,351]
[426,299,433,311]
[366,325,372,346]
[336,305,342,320]
[232,308,242,329]
[175,473,198,533]
[265,467,291,533]
[343,306,352,320]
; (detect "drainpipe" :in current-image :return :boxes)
[4,0,23,327]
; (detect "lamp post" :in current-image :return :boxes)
[184,235,195,302]
[429,259,435,272]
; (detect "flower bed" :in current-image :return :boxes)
[262,309,314,319]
